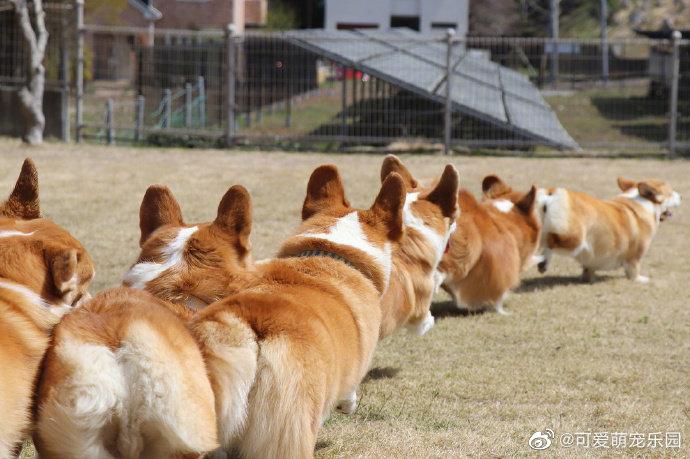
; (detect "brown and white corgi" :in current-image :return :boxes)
[35,185,255,459]
[536,178,681,283]
[35,287,218,459]
[0,159,94,458]
[189,165,405,457]
[123,183,255,307]
[378,155,459,338]
[437,175,540,314]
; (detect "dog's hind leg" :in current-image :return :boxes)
[537,248,552,273]
[581,267,595,283]
[624,260,648,283]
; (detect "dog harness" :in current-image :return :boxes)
[294,249,357,269]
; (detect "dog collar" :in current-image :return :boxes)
[294,249,357,270]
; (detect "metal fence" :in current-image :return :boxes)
[2,1,690,155]
[0,0,72,140]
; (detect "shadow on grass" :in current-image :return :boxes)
[315,440,332,451]
[430,301,487,319]
[364,366,400,382]
[590,95,667,121]
[517,274,615,293]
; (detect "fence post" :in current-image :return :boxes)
[105,99,114,145]
[285,91,292,128]
[162,88,171,128]
[340,71,347,139]
[225,24,237,147]
[600,0,609,84]
[185,82,193,128]
[135,95,145,142]
[75,0,84,143]
[60,11,70,142]
[444,28,455,155]
[549,0,560,85]
[197,76,206,128]
[668,30,681,158]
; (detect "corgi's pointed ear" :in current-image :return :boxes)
[516,186,538,214]
[215,185,253,254]
[425,164,459,219]
[371,172,406,241]
[302,164,350,220]
[380,155,418,189]
[482,174,511,199]
[139,185,184,247]
[637,181,662,204]
[3,158,40,219]
[617,177,636,192]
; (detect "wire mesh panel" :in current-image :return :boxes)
[466,36,674,151]
[234,32,448,146]
[8,13,688,155]
[0,0,72,139]
[80,26,226,144]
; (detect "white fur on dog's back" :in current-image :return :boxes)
[39,320,217,458]
[540,188,571,234]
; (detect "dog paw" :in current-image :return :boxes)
[406,312,435,336]
[495,304,511,315]
[635,275,650,284]
[530,254,545,267]
[336,391,357,415]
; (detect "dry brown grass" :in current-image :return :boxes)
[2,137,688,457]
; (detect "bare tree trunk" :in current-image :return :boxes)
[12,0,48,145]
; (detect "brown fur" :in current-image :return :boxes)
[439,176,540,312]
[378,156,459,338]
[0,160,93,458]
[537,178,681,281]
[126,185,255,306]
[35,288,218,459]
[167,166,406,457]
[35,185,259,459]
[0,158,40,220]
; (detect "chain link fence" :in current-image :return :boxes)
[1,1,689,156]
[0,0,72,139]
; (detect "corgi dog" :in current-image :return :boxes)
[378,155,459,338]
[35,287,219,459]
[437,175,540,314]
[170,165,404,458]
[0,159,94,458]
[34,185,255,459]
[536,177,681,283]
[123,184,255,308]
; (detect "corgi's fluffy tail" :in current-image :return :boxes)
[37,321,218,459]
[193,309,259,449]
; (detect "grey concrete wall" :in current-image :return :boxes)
[325,0,468,36]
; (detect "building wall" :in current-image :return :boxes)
[93,0,267,31]
[325,0,468,35]
[153,0,236,31]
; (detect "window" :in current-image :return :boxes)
[337,23,379,30]
[431,22,458,30]
[390,16,419,31]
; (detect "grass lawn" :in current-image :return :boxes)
[544,84,684,148]
[2,138,688,457]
